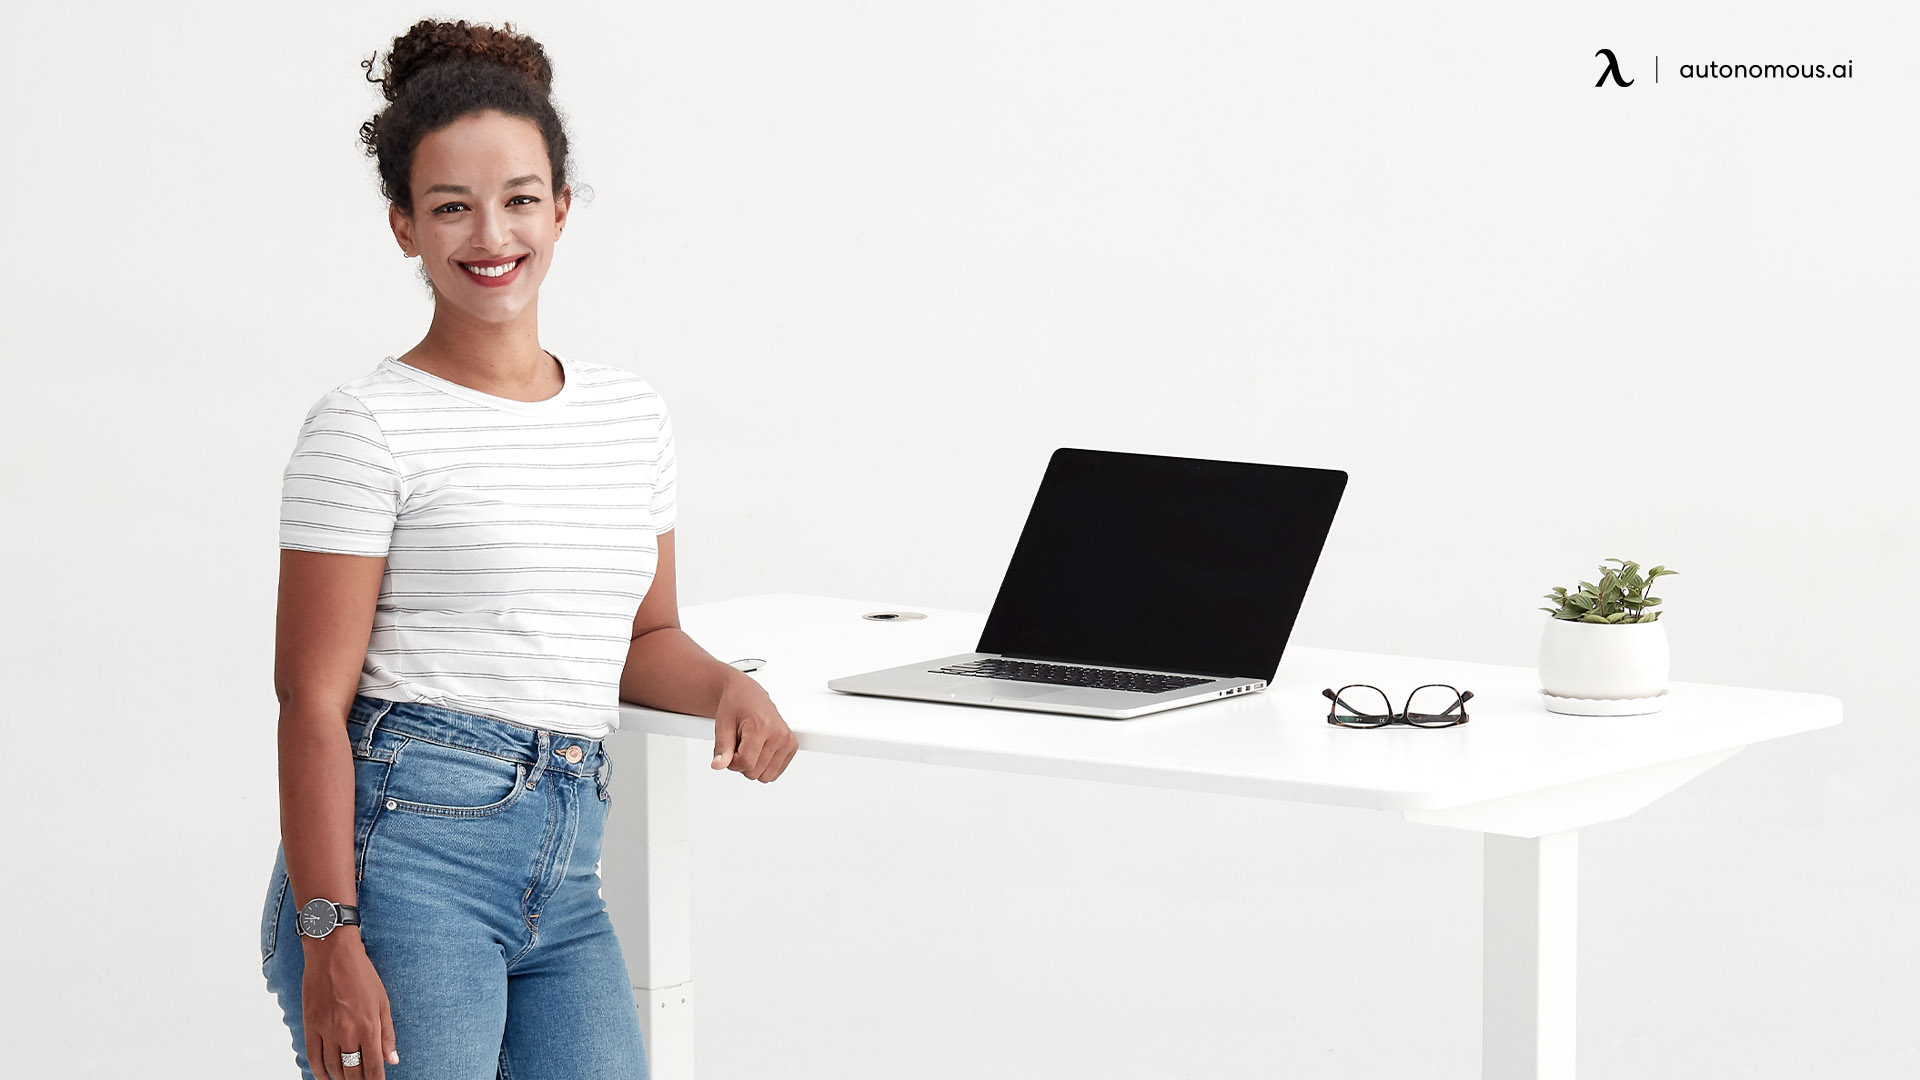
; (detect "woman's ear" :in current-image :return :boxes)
[389,202,417,257]
[553,184,572,236]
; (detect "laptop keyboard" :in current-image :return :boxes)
[931,657,1212,695]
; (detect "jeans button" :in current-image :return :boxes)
[563,745,584,764]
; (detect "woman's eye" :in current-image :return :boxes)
[432,196,538,214]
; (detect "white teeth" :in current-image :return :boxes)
[462,258,520,278]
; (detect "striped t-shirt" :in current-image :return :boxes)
[279,352,675,738]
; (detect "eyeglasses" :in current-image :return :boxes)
[1322,684,1473,728]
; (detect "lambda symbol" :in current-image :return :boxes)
[1594,48,1634,87]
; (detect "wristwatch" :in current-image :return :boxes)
[294,897,361,939]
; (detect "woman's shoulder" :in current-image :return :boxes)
[565,357,670,402]
[299,359,417,419]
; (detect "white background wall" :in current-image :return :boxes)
[3,1,1913,1076]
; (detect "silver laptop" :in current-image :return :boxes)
[827,448,1347,720]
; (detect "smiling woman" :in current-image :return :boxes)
[257,16,797,1080]
[355,20,575,388]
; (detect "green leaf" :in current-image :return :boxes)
[1606,611,1628,622]
[1641,596,1661,606]
[1580,613,1610,623]
[1637,612,1660,622]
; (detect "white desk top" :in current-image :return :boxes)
[615,593,1841,812]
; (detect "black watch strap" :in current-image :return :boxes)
[336,904,360,926]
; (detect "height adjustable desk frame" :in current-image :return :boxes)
[602,594,1840,1080]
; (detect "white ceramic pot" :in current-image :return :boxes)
[1536,617,1670,699]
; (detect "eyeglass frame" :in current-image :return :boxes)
[1321,683,1473,728]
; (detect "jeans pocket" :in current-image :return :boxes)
[260,846,289,967]
[383,738,530,818]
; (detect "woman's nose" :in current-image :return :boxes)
[471,208,509,250]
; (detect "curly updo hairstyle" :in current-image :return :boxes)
[358,19,575,216]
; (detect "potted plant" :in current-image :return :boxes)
[1537,558,1678,715]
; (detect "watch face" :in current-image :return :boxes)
[297,899,337,937]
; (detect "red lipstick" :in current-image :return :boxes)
[458,255,527,288]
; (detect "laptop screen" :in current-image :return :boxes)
[975,449,1347,683]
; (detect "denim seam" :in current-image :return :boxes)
[547,783,582,920]
[261,863,289,966]
[508,760,563,969]
[508,790,572,971]
[355,760,393,884]
[530,782,562,920]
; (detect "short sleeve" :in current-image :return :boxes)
[650,393,676,534]
[279,390,402,556]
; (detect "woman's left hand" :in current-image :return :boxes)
[711,671,798,782]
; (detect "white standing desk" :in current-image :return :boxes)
[602,593,1841,1080]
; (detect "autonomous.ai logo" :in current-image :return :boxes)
[1595,48,1633,87]
[1590,48,1855,86]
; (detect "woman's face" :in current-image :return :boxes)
[389,109,571,322]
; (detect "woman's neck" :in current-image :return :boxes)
[400,306,559,401]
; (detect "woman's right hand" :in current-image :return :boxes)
[301,932,399,1080]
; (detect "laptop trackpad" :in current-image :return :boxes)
[987,683,1067,701]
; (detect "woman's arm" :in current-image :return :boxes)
[273,548,387,946]
[621,528,799,781]
[618,528,745,715]
[274,546,402,1072]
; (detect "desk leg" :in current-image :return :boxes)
[1483,830,1577,1080]
[602,731,695,1080]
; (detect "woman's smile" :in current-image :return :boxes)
[459,254,527,286]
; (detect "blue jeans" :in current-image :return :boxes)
[260,695,649,1079]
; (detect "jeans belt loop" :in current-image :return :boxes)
[527,729,551,790]
[357,698,396,757]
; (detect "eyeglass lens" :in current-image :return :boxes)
[1330,685,1393,725]
[1404,684,1468,726]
